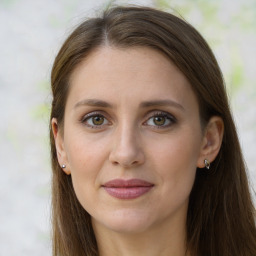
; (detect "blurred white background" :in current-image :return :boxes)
[0,0,255,255]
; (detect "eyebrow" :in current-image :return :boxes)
[139,99,184,111]
[74,98,184,111]
[74,99,113,109]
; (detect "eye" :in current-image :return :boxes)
[145,112,176,128]
[81,113,110,128]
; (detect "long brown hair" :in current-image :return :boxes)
[50,5,256,256]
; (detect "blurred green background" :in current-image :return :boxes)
[0,0,255,255]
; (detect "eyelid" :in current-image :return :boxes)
[80,110,176,129]
[81,111,111,128]
[143,110,177,127]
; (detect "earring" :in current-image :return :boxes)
[61,164,66,168]
[204,159,210,169]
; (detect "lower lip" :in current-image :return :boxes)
[103,186,153,199]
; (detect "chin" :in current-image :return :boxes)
[95,209,154,234]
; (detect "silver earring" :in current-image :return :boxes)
[61,164,66,168]
[204,159,210,169]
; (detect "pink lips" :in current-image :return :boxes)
[102,179,154,199]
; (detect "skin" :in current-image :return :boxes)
[52,46,223,256]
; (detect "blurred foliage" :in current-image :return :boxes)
[31,103,50,121]
[6,126,20,152]
[230,45,244,91]
[33,80,51,121]
[153,0,256,95]
[0,0,18,7]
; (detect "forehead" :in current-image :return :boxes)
[67,46,198,111]
[71,46,184,83]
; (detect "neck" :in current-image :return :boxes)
[92,211,188,256]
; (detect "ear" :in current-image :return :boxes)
[51,118,71,175]
[197,116,224,168]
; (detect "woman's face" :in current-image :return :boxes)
[55,46,206,234]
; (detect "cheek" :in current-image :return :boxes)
[64,128,109,170]
[148,130,201,170]
[64,135,108,211]
[148,129,201,192]
[63,130,112,203]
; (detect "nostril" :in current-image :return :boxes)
[110,156,142,168]
[108,136,145,167]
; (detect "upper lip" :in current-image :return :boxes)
[103,179,154,188]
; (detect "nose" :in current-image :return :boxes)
[109,125,145,168]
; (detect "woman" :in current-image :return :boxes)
[49,5,256,256]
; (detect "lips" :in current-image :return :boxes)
[102,179,154,199]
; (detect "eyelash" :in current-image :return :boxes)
[144,111,176,128]
[80,111,176,129]
[81,111,110,129]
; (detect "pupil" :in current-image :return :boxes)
[154,116,165,125]
[93,116,103,125]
